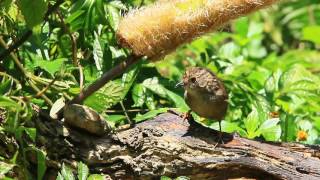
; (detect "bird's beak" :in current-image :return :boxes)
[175,81,184,88]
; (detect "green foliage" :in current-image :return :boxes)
[0,0,319,179]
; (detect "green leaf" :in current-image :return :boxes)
[56,173,64,180]
[257,118,281,141]
[0,96,20,111]
[37,149,47,180]
[302,26,320,44]
[265,69,282,95]
[24,128,36,142]
[85,65,139,112]
[142,77,188,110]
[87,174,105,180]
[258,118,280,132]
[132,84,146,108]
[244,106,260,139]
[261,125,281,141]
[105,114,126,128]
[160,176,173,180]
[0,162,15,177]
[0,79,12,95]
[210,121,246,135]
[145,90,156,110]
[77,162,89,180]
[35,58,67,77]
[93,32,104,75]
[107,4,120,30]
[279,65,320,98]
[134,108,168,123]
[61,163,75,180]
[17,0,47,28]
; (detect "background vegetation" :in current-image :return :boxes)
[0,0,319,179]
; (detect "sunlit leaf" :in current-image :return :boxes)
[302,26,320,44]
[77,162,89,180]
[0,162,15,177]
[134,108,168,123]
[17,0,47,28]
[61,163,75,180]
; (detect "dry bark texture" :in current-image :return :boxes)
[36,112,320,180]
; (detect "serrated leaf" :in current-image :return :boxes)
[61,163,75,180]
[107,4,120,30]
[244,106,260,138]
[85,65,139,112]
[280,65,319,92]
[265,69,282,94]
[109,1,127,10]
[142,77,188,110]
[77,162,89,180]
[17,0,47,28]
[132,84,146,108]
[142,78,167,98]
[56,173,63,180]
[93,32,104,75]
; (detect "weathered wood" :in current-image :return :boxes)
[37,112,320,180]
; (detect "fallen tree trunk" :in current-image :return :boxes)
[36,111,320,180]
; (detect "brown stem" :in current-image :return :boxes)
[57,10,84,90]
[120,101,132,125]
[34,78,57,98]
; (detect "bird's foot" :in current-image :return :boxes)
[213,131,224,148]
[181,110,192,122]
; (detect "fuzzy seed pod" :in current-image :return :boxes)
[116,0,278,61]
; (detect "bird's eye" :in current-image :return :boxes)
[190,77,196,83]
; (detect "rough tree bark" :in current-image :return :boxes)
[35,111,320,180]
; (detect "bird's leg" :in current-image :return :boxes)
[218,120,224,144]
[213,121,224,148]
[181,110,192,122]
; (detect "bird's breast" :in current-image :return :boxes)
[184,90,227,120]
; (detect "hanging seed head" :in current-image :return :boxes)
[116,0,278,61]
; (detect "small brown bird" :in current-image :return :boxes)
[181,67,228,142]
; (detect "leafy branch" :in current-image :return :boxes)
[0,0,64,61]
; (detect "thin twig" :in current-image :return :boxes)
[56,10,84,90]
[34,78,57,98]
[0,0,64,61]
[120,101,133,125]
[105,109,148,113]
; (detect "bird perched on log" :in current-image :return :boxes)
[178,67,228,143]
